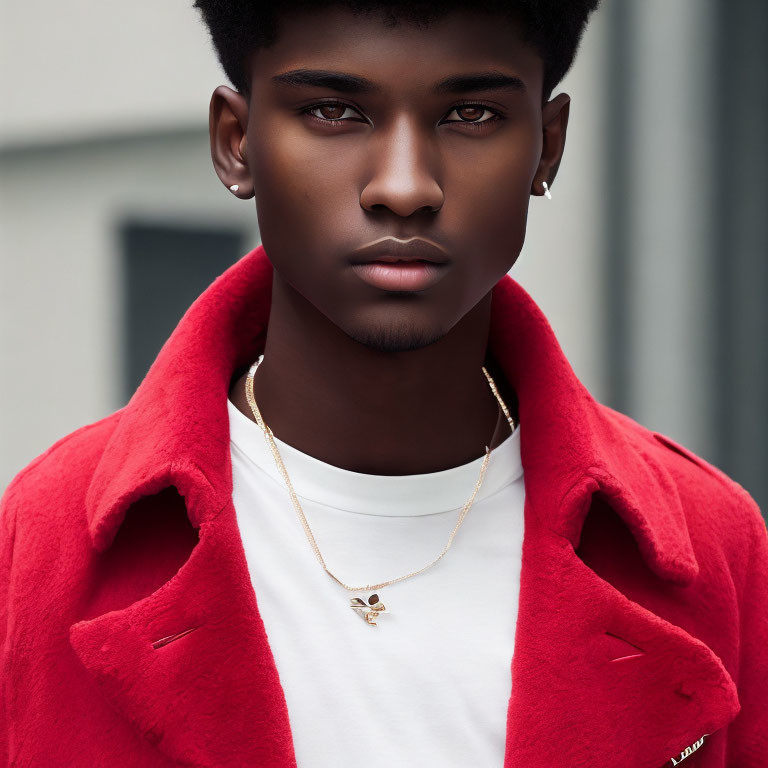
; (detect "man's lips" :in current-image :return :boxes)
[349,236,450,265]
[368,255,430,263]
[348,236,451,291]
[350,260,447,292]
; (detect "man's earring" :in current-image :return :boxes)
[542,181,552,200]
[229,184,240,193]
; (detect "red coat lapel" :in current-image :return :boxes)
[68,246,740,767]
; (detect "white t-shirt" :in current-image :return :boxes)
[227,397,525,767]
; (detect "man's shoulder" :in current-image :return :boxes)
[599,403,765,554]
[2,409,123,511]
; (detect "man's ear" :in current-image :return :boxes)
[209,85,252,198]
[531,92,570,197]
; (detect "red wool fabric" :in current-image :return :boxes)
[1,245,766,767]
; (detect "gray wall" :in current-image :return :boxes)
[604,0,767,512]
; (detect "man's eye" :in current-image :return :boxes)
[443,105,499,124]
[304,102,501,127]
[305,103,364,123]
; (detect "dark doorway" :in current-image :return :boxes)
[120,220,247,404]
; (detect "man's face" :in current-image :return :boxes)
[230,6,565,352]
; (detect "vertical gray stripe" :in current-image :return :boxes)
[603,0,633,413]
[712,0,768,515]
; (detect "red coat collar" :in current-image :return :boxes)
[72,245,739,766]
[86,244,696,584]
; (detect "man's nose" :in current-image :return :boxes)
[359,114,445,217]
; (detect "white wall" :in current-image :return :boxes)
[0,0,223,146]
[510,4,609,402]
[0,133,259,489]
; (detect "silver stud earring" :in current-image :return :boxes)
[542,181,552,200]
[229,184,239,193]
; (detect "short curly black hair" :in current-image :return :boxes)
[192,1,601,102]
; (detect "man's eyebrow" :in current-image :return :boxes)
[434,71,527,94]
[271,69,382,94]
[271,69,527,95]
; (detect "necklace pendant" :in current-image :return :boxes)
[350,593,386,626]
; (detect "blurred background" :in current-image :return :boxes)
[1,0,765,517]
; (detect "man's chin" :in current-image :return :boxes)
[346,322,446,354]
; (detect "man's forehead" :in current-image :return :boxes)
[249,6,540,92]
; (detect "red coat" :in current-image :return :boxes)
[1,245,766,767]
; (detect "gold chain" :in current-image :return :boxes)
[244,355,516,593]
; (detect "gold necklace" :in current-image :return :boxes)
[244,354,516,627]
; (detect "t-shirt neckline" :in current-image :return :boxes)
[227,398,523,517]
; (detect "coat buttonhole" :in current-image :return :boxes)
[151,624,201,649]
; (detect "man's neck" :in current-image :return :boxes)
[228,275,517,475]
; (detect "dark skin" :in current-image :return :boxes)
[211,6,570,475]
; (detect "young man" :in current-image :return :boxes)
[1,2,766,766]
